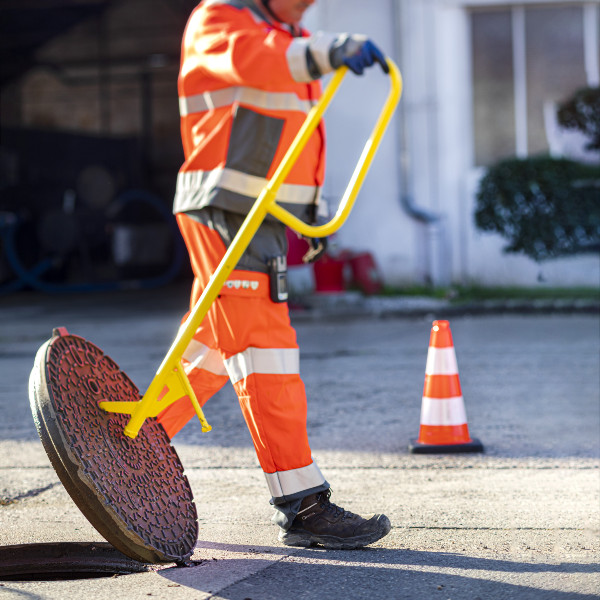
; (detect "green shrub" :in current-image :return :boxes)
[474,156,600,261]
[556,86,600,151]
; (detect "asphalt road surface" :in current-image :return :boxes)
[0,287,598,599]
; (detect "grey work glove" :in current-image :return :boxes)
[302,32,389,79]
[302,237,328,263]
[329,34,389,75]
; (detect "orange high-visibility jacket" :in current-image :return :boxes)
[174,0,336,223]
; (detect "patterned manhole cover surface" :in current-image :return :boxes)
[28,329,198,564]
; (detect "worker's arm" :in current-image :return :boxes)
[182,4,388,88]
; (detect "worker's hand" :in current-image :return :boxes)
[302,237,328,263]
[330,35,389,75]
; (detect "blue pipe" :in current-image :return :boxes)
[0,190,185,294]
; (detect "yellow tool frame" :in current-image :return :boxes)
[100,59,403,438]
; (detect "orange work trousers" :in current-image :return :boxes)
[157,213,327,504]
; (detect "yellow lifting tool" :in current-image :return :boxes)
[99,60,403,438]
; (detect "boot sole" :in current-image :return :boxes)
[279,515,391,550]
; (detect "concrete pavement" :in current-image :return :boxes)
[0,284,598,599]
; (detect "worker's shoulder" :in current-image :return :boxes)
[202,0,247,8]
[201,0,265,22]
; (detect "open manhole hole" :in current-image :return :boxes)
[0,542,150,581]
[0,542,151,581]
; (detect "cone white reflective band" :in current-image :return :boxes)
[264,460,326,499]
[181,339,228,376]
[176,168,318,206]
[425,347,459,375]
[179,87,314,116]
[420,396,467,426]
[225,347,299,385]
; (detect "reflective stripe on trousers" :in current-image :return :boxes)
[157,213,326,502]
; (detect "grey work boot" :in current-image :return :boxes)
[278,490,391,550]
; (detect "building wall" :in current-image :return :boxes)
[306,0,600,288]
[304,1,423,286]
[452,0,600,287]
[2,0,598,289]
[1,0,185,201]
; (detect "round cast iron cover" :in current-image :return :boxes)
[28,329,198,564]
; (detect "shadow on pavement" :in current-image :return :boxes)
[157,542,598,599]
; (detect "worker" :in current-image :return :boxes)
[158,0,391,549]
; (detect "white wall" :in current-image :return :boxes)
[304,0,600,289]
[304,0,418,286]
[464,169,600,287]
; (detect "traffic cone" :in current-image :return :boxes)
[409,320,483,454]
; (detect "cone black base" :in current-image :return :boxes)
[408,437,484,454]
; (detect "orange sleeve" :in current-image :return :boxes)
[181,4,299,92]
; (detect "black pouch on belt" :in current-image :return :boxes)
[268,256,288,303]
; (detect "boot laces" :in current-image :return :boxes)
[318,489,353,521]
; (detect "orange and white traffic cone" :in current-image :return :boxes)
[409,320,483,454]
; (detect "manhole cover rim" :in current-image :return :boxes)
[28,332,198,564]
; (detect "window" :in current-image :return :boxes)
[525,5,586,155]
[471,3,595,167]
[472,10,515,167]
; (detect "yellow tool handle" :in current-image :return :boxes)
[162,59,402,369]
[269,60,403,237]
[102,59,403,438]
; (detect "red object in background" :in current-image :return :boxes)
[287,229,384,295]
[313,254,346,292]
[286,228,310,266]
[349,252,383,295]
[287,227,346,293]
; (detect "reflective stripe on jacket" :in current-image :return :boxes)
[174,0,330,222]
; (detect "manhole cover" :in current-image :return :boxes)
[28,329,198,564]
[0,542,150,580]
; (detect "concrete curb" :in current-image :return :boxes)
[289,292,600,321]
